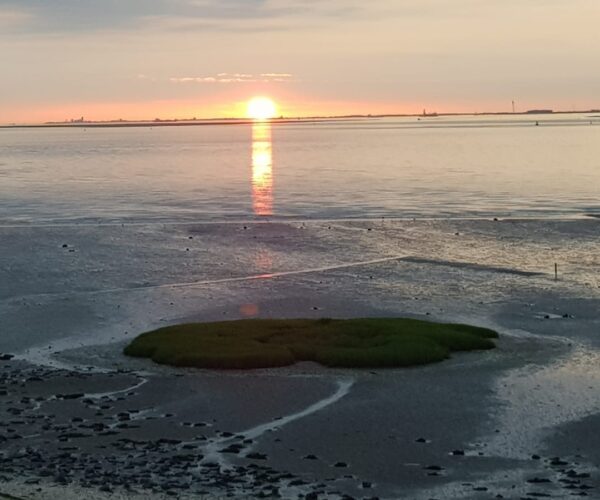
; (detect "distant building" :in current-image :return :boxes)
[526,109,553,114]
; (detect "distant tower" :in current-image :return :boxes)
[512,100,515,113]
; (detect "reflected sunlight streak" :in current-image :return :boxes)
[251,122,274,216]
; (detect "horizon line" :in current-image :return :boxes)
[2,107,600,129]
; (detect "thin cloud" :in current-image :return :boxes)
[170,73,293,84]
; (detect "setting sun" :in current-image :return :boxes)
[246,97,277,120]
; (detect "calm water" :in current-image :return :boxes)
[1,114,599,223]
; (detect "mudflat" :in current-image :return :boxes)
[1,218,599,498]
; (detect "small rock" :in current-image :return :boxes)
[527,477,551,484]
[550,457,568,466]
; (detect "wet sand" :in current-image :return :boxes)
[1,218,599,499]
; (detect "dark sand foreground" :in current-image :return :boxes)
[1,218,599,499]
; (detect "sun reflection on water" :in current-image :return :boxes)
[251,122,273,216]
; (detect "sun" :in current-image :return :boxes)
[246,97,277,120]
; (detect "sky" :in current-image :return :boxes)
[1,0,600,123]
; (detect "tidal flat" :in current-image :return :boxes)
[1,217,599,499]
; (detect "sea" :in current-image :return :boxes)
[1,113,599,224]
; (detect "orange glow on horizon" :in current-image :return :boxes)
[1,93,554,125]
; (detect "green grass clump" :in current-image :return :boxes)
[124,318,498,370]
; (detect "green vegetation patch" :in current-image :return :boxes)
[124,318,498,369]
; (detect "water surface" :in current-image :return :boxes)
[1,114,598,223]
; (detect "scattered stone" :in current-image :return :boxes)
[56,393,84,400]
[566,470,590,479]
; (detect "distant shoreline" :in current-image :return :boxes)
[1,109,599,129]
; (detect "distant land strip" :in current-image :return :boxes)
[1,109,599,129]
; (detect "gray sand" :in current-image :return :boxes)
[1,218,599,499]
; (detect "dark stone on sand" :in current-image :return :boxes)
[303,454,318,460]
[415,437,427,443]
[550,457,568,466]
[333,462,348,468]
[531,454,541,460]
[527,477,551,483]
[424,465,444,471]
[450,449,465,456]
[566,470,590,479]
[220,444,243,454]
[362,481,372,488]
[0,354,14,361]
[56,393,84,400]
[59,432,90,439]
[246,452,267,460]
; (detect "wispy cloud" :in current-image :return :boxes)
[170,73,293,83]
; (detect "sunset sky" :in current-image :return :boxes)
[2,0,600,123]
